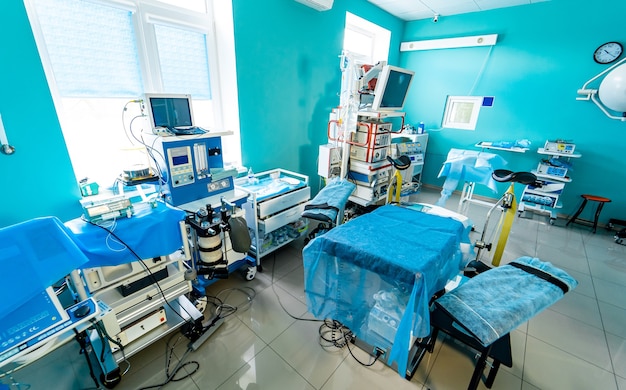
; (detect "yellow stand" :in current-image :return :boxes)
[387,170,403,204]
[492,182,517,266]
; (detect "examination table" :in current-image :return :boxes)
[303,204,472,377]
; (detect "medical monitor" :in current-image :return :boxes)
[0,287,70,364]
[371,65,415,111]
[145,93,196,130]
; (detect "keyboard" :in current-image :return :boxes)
[171,126,207,135]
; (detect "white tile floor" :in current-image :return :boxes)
[4,188,626,390]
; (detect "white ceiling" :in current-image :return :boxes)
[367,0,549,21]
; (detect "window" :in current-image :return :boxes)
[343,12,390,65]
[442,96,483,130]
[24,0,240,185]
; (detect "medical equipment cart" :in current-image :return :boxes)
[518,140,581,224]
[235,169,310,271]
[347,110,406,206]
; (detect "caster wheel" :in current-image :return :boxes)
[245,266,257,281]
[549,218,555,225]
[101,370,122,389]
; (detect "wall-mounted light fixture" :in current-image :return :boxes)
[577,58,626,121]
[400,34,498,52]
[0,114,15,155]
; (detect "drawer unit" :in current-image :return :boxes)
[235,168,310,269]
[259,203,306,234]
[257,186,310,218]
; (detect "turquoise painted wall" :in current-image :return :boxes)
[399,0,626,222]
[0,1,82,227]
[1,0,402,227]
[232,0,404,193]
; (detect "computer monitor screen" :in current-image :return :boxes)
[145,94,195,129]
[371,65,415,111]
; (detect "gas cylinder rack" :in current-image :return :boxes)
[517,140,581,224]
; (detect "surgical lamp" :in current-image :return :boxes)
[577,58,626,121]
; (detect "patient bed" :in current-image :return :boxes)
[303,204,472,376]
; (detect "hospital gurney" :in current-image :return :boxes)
[303,204,472,377]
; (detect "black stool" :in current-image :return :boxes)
[566,194,611,233]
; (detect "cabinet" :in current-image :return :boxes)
[79,253,191,362]
[518,141,581,224]
[235,169,310,270]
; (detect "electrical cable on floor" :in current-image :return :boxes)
[269,254,323,323]
[318,319,381,367]
[137,334,199,390]
[266,248,382,367]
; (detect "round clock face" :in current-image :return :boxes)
[594,42,623,64]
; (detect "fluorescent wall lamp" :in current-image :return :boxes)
[400,34,498,52]
[577,58,626,121]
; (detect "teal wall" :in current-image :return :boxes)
[0,1,82,227]
[232,0,404,194]
[1,0,402,227]
[4,0,623,227]
[399,0,626,222]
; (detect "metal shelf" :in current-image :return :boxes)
[537,148,581,158]
[475,142,529,153]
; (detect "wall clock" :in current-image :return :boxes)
[594,42,623,64]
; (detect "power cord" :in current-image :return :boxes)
[267,247,383,367]
[269,254,323,323]
[82,218,204,388]
[84,218,196,324]
[137,333,199,390]
[318,319,382,367]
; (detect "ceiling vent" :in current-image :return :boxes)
[294,0,334,11]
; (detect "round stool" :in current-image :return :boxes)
[566,194,612,233]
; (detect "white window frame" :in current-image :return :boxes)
[442,96,483,130]
[344,12,391,65]
[23,0,241,183]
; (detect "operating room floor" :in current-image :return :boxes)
[6,187,626,390]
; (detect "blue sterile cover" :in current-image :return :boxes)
[436,148,507,206]
[237,174,306,202]
[435,256,577,347]
[0,217,89,317]
[303,204,468,376]
[302,179,356,223]
[64,201,186,267]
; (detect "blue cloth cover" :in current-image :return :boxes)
[303,204,468,376]
[0,217,89,317]
[237,174,306,202]
[436,149,507,206]
[65,201,186,267]
[435,256,577,347]
[302,178,356,223]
